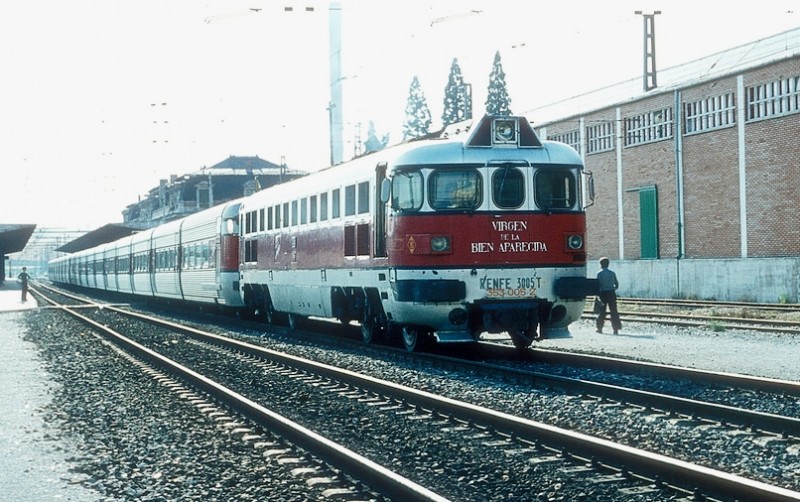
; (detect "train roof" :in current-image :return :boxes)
[240,116,583,211]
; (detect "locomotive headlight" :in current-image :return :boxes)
[430,236,451,253]
[566,234,583,250]
[492,118,517,144]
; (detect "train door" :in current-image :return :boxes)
[374,162,388,259]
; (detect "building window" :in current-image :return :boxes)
[586,121,615,154]
[549,129,581,152]
[747,75,800,121]
[310,195,317,223]
[300,197,307,225]
[684,92,736,134]
[624,107,674,146]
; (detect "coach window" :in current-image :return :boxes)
[391,169,423,211]
[345,184,356,216]
[332,188,341,218]
[492,166,525,209]
[535,169,577,209]
[357,181,370,214]
[429,168,481,210]
[320,192,328,221]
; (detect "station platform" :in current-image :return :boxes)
[0,280,97,501]
[0,280,37,312]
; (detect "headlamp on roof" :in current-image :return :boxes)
[492,118,517,144]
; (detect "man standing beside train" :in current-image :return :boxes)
[595,257,622,334]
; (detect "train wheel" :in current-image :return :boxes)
[402,326,421,352]
[509,328,535,349]
[361,311,375,344]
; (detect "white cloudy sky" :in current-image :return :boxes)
[1,0,797,229]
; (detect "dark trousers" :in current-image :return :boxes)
[21,285,28,302]
[596,291,622,332]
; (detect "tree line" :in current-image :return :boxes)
[403,50,512,141]
[362,50,513,153]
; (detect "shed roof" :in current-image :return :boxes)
[54,224,140,253]
[528,28,800,124]
[0,224,37,255]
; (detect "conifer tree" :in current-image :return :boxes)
[485,51,512,116]
[402,76,432,140]
[442,58,472,126]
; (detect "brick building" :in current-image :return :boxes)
[534,28,800,302]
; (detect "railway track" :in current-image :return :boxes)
[583,297,800,333]
[31,284,800,501]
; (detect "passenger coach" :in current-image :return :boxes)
[50,200,244,308]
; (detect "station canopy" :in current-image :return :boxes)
[0,224,37,255]
[55,224,141,253]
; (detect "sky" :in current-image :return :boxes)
[1,0,797,230]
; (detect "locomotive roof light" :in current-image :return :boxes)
[465,115,542,148]
[492,118,517,144]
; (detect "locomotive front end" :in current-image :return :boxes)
[384,115,596,349]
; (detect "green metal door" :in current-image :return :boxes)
[640,186,658,259]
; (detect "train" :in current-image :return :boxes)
[49,115,597,351]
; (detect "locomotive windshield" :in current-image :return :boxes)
[390,165,580,212]
[429,169,481,210]
[492,166,525,209]
[535,169,578,209]
[391,170,424,210]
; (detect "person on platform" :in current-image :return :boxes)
[595,257,622,334]
[17,267,31,302]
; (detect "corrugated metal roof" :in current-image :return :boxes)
[529,28,800,125]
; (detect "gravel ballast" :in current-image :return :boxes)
[9,303,800,500]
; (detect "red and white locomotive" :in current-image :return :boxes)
[236,114,594,349]
[50,115,595,350]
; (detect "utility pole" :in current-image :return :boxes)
[635,10,661,91]
[329,2,344,165]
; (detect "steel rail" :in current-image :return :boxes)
[416,350,800,437]
[37,291,452,502]
[103,305,800,502]
[530,347,800,397]
[618,297,800,312]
